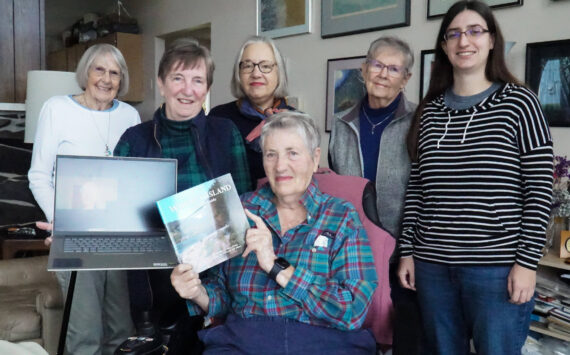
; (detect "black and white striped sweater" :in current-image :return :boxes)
[399,83,553,270]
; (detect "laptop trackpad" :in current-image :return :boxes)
[53,258,83,268]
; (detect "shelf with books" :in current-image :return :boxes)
[539,249,570,271]
[529,321,570,342]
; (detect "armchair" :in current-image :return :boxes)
[0,255,64,355]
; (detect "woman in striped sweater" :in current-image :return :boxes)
[398,1,553,354]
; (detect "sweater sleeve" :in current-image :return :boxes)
[28,100,60,222]
[512,87,554,270]
[399,162,423,257]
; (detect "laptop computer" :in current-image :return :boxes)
[47,155,179,271]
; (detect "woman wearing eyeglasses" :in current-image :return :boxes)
[398,1,553,354]
[329,36,424,354]
[209,36,295,189]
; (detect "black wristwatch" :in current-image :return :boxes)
[268,257,290,281]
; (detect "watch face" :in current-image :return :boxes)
[275,257,290,269]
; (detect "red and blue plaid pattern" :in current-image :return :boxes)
[188,179,378,331]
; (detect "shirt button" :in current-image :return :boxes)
[312,247,316,252]
[267,295,272,300]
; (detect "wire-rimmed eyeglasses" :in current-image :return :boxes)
[444,25,490,42]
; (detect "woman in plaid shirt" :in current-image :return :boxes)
[172,112,379,354]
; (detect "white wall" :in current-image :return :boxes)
[123,0,570,164]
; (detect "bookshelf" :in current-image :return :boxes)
[531,250,570,342]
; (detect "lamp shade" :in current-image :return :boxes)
[25,70,81,143]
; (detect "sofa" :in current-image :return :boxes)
[0,255,64,355]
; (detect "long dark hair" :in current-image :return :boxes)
[406,0,522,161]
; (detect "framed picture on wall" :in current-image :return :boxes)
[321,0,410,39]
[256,0,311,39]
[427,0,523,19]
[526,39,570,127]
[420,49,436,101]
[325,56,366,132]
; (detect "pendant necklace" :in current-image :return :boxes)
[361,107,393,135]
[80,94,112,156]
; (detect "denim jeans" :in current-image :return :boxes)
[414,260,533,355]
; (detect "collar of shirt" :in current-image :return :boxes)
[249,178,321,237]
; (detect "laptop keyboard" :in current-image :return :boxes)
[63,236,171,253]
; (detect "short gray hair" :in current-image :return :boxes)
[158,38,215,89]
[76,44,130,97]
[366,36,414,72]
[260,112,320,154]
[231,36,289,100]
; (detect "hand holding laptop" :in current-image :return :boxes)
[36,221,53,246]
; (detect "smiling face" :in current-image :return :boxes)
[239,42,279,109]
[158,59,209,121]
[442,9,494,76]
[362,47,411,109]
[262,128,320,203]
[84,53,121,109]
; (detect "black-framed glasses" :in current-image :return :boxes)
[239,60,276,74]
[444,26,490,42]
[366,59,407,78]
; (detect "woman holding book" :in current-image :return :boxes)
[171,112,378,354]
[397,1,553,354]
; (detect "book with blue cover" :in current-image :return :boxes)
[156,173,249,273]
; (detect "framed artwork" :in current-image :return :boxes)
[325,56,366,132]
[427,0,523,19]
[256,0,311,38]
[526,39,570,127]
[420,49,436,101]
[321,0,410,39]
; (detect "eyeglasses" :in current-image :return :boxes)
[91,66,121,81]
[366,59,407,78]
[444,26,490,42]
[239,60,276,74]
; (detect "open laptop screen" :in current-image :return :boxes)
[53,155,177,233]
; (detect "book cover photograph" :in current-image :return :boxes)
[156,173,249,273]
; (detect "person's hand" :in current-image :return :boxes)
[170,264,205,300]
[397,257,416,291]
[507,263,536,304]
[36,221,53,246]
[243,209,276,273]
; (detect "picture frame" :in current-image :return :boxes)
[256,0,311,39]
[525,39,570,127]
[321,0,410,39]
[420,49,436,101]
[427,0,523,19]
[325,56,366,132]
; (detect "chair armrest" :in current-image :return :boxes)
[0,256,53,287]
[36,284,64,310]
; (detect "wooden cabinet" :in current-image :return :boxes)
[0,0,45,103]
[47,32,143,102]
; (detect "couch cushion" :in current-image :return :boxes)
[0,286,41,341]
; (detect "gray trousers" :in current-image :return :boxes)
[56,270,134,355]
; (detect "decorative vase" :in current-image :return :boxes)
[544,216,568,255]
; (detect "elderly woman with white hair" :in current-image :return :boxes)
[28,44,140,354]
[171,112,378,354]
[210,36,295,188]
[329,36,426,354]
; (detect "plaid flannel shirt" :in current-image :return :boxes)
[187,179,378,331]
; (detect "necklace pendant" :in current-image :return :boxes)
[105,145,111,157]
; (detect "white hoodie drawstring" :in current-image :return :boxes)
[461,110,476,143]
[437,112,451,149]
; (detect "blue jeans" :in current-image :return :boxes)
[199,314,376,354]
[414,260,533,355]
